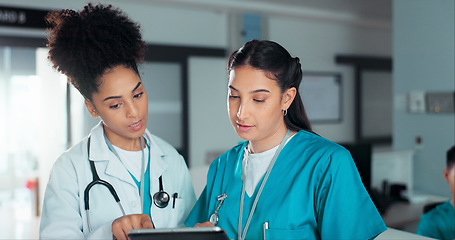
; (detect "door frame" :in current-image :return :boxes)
[0,36,227,164]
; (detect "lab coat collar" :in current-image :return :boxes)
[87,122,111,161]
[87,122,168,186]
[87,122,135,187]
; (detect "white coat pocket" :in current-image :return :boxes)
[151,197,185,228]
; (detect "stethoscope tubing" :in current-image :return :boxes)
[84,134,170,232]
[85,136,128,232]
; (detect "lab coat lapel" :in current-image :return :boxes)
[146,133,168,182]
[104,153,137,187]
[145,133,168,227]
[88,122,137,188]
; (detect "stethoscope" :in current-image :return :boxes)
[84,135,170,232]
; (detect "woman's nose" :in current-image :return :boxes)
[237,103,248,120]
[126,102,138,118]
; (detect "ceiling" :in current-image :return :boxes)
[253,0,392,21]
[125,0,392,24]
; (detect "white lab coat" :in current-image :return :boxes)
[40,122,197,239]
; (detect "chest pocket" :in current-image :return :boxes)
[264,226,314,240]
[151,196,185,228]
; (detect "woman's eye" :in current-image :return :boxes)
[134,92,143,98]
[110,103,120,109]
[253,99,265,103]
[229,95,240,99]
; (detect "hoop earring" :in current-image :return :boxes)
[282,109,288,116]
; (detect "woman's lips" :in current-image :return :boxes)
[129,120,143,131]
[237,123,253,132]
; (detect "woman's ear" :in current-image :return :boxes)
[281,87,297,111]
[85,99,99,119]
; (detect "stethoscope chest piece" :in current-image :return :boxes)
[153,190,170,208]
[153,176,170,208]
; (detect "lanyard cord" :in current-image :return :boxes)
[104,135,147,213]
[237,129,291,240]
[139,138,145,213]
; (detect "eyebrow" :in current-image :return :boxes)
[229,85,270,94]
[103,82,142,101]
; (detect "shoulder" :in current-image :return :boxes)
[425,201,453,217]
[204,142,246,179]
[53,136,89,169]
[438,200,454,211]
[418,208,439,232]
[144,127,180,156]
[145,131,187,168]
[45,137,91,192]
[290,130,351,161]
[147,133,180,156]
[283,131,357,179]
[210,141,246,168]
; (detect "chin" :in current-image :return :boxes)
[235,130,253,141]
[130,129,146,139]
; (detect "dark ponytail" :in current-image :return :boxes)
[228,40,313,132]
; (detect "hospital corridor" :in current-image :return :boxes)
[0,46,67,239]
[1,0,454,239]
[0,188,40,238]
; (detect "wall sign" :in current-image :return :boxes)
[299,72,342,123]
[0,6,49,29]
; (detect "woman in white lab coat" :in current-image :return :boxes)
[40,3,196,240]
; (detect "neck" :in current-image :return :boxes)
[103,127,143,151]
[248,126,289,154]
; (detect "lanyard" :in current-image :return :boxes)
[104,135,148,213]
[237,129,291,240]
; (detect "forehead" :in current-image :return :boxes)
[96,66,142,95]
[229,66,279,90]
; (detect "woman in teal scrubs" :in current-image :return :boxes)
[185,40,387,240]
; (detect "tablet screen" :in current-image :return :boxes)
[128,227,229,240]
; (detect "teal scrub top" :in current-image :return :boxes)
[185,130,387,240]
[128,156,152,218]
[417,200,455,240]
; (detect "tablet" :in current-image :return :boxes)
[128,227,229,240]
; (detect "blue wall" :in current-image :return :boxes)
[393,0,455,197]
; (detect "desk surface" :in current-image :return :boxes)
[376,228,435,240]
[382,201,426,228]
[381,195,448,230]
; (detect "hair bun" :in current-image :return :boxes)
[45,3,146,100]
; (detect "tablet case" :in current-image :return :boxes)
[128,227,229,240]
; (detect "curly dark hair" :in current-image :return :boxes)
[46,3,146,100]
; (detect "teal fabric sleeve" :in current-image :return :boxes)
[417,201,455,240]
[185,131,387,240]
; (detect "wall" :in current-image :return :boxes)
[0,0,230,210]
[0,0,393,183]
[393,0,455,197]
[0,0,228,47]
[189,57,241,167]
[268,16,392,142]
